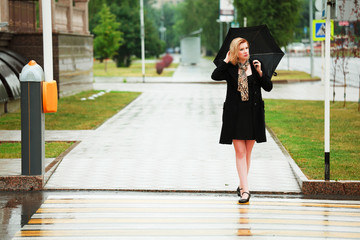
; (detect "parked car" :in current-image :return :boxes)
[287,42,306,53]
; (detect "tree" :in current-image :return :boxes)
[108,0,164,67]
[93,3,124,71]
[174,0,219,55]
[89,0,165,67]
[234,0,301,48]
[149,3,182,50]
[88,0,105,33]
[333,0,360,107]
[295,0,311,41]
[162,3,181,49]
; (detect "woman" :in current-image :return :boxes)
[211,37,273,203]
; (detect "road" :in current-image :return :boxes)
[278,55,360,87]
[2,191,360,240]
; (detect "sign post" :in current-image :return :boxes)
[321,0,337,181]
[309,0,314,77]
[324,1,332,181]
[219,0,234,22]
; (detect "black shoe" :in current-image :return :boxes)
[236,187,242,197]
[238,192,251,204]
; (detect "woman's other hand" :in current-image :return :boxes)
[224,51,231,63]
[253,60,263,77]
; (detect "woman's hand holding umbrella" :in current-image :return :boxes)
[252,60,263,77]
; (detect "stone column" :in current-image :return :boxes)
[75,0,90,35]
[58,0,73,33]
[0,0,9,24]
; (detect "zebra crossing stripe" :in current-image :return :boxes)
[16,229,360,238]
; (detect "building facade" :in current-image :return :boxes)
[0,0,93,115]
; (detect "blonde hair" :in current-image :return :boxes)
[229,37,249,65]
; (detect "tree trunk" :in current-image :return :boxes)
[343,75,346,107]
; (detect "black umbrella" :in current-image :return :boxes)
[214,25,284,79]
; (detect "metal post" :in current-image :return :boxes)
[287,47,290,71]
[42,0,53,82]
[324,1,331,180]
[309,0,314,77]
[140,0,145,83]
[218,20,223,49]
[358,75,360,112]
[321,41,325,83]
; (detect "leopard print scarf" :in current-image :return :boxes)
[237,60,249,101]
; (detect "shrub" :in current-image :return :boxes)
[156,61,165,74]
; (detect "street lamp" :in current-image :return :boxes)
[140,0,145,83]
[159,26,166,42]
[216,19,223,49]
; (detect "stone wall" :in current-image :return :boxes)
[58,33,93,97]
[8,32,93,97]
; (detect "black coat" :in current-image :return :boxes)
[211,58,273,144]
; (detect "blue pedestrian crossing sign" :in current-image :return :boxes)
[313,20,334,41]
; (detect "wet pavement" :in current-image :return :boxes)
[43,82,301,193]
[1,55,360,239]
[2,191,360,240]
[0,191,45,240]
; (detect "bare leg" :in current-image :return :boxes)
[233,140,248,196]
[245,140,255,175]
[233,139,255,200]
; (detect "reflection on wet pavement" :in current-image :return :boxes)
[0,192,44,240]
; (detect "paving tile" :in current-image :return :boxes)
[45,84,301,193]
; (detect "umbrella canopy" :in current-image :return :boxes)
[214,25,284,79]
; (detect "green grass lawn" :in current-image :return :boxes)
[93,60,179,77]
[265,99,360,180]
[0,141,74,158]
[271,70,320,82]
[0,90,141,130]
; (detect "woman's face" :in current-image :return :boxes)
[237,42,249,62]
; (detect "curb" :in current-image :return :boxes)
[0,142,79,191]
[302,181,360,196]
[266,125,360,196]
[0,175,44,191]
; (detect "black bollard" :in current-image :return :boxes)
[19,60,45,176]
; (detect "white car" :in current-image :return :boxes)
[287,42,306,53]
